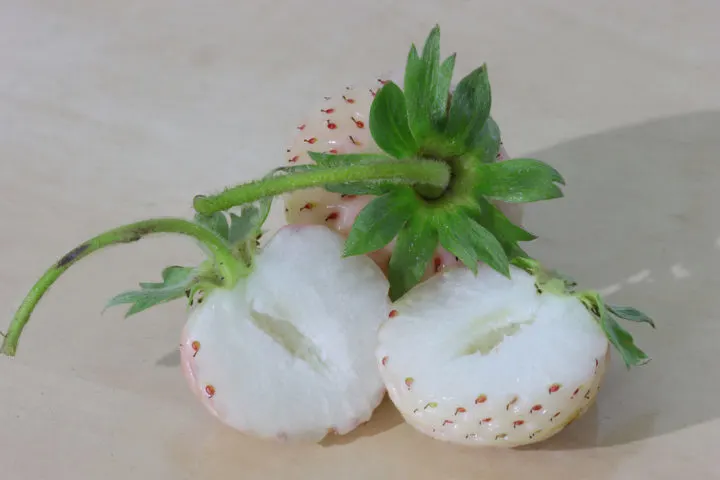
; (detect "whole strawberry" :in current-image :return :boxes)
[283,78,523,280]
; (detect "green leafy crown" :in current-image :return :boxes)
[307,25,565,300]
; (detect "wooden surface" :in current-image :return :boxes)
[1,1,719,478]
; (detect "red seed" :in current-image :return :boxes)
[442,420,454,426]
[433,257,442,272]
[325,212,339,222]
[191,340,200,357]
[381,356,389,366]
[329,149,339,154]
[513,420,525,428]
[297,124,306,130]
[389,309,399,318]
[300,202,315,211]
[377,78,388,85]
[321,108,335,114]
[475,394,488,404]
[326,120,337,130]
[481,417,493,423]
[288,155,299,163]
[205,385,216,398]
[530,404,543,413]
[342,95,355,104]
[549,383,561,394]
[304,137,317,144]
[369,89,377,97]
[455,407,467,415]
[352,116,365,128]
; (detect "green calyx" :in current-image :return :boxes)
[193,25,564,300]
[0,200,271,357]
[511,257,655,368]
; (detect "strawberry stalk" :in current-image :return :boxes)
[193,158,450,214]
[1,217,246,356]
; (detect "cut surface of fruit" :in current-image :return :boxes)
[283,77,523,278]
[376,265,609,447]
[180,225,390,441]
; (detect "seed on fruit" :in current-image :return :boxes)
[288,155,299,163]
[300,203,315,211]
[442,420,454,426]
[320,108,335,114]
[506,396,519,410]
[530,404,543,413]
[191,340,200,357]
[404,377,414,389]
[381,356,389,366]
[304,137,317,144]
[328,149,338,154]
[204,385,216,398]
[454,407,467,415]
[351,117,365,128]
[342,95,355,104]
[481,417,492,423]
[325,212,339,222]
[297,124,306,130]
[348,135,361,146]
[389,309,399,318]
[424,402,438,409]
[495,433,508,440]
[475,394,488,404]
[326,120,337,130]
[549,383,562,394]
[513,420,525,428]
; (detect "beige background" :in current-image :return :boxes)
[1,1,719,478]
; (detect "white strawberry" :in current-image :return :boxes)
[376,262,652,447]
[179,224,389,441]
[2,209,390,443]
[283,78,523,280]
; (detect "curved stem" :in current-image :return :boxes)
[194,159,451,214]
[1,218,240,357]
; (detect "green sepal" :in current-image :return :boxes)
[443,65,492,155]
[434,209,510,276]
[344,187,419,257]
[403,25,453,143]
[607,305,656,329]
[468,116,502,163]
[105,265,217,318]
[194,212,229,241]
[369,82,418,159]
[388,214,438,301]
[581,292,653,368]
[474,158,565,203]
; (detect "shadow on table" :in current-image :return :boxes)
[518,110,720,450]
[157,110,720,450]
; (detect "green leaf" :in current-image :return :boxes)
[607,305,656,329]
[388,215,438,300]
[467,199,536,259]
[194,212,229,241]
[475,158,565,203]
[595,298,650,368]
[404,25,447,143]
[106,266,203,318]
[344,188,419,257]
[444,65,492,153]
[369,82,418,159]
[468,116,502,162]
[434,210,509,276]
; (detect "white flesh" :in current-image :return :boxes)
[181,225,390,442]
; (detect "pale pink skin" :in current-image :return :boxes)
[283,78,524,281]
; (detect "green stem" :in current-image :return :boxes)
[194,159,451,214]
[1,218,240,357]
